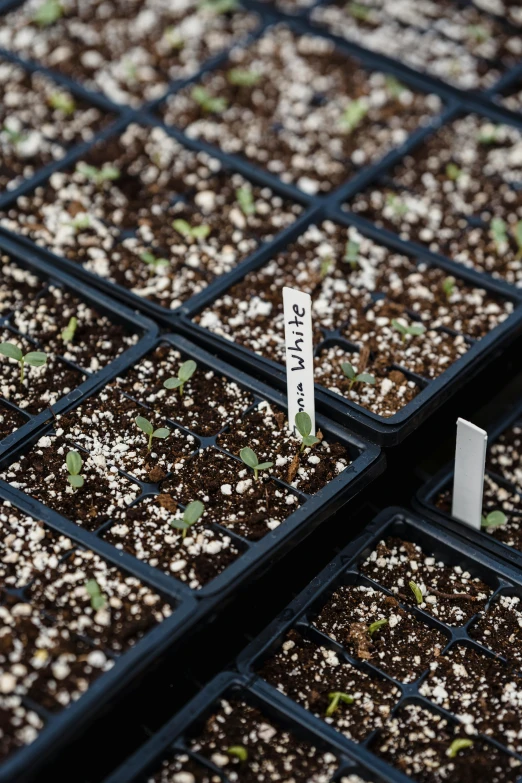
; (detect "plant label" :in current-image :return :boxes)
[452,418,487,530]
[283,286,315,435]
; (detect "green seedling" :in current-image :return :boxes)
[68,214,90,232]
[171,500,205,539]
[446,163,462,181]
[85,579,106,611]
[320,256,333,279]
[163,359,197,397]
[140,251,169,273]
[447,738,473,758]
[236,186,256,216]
[2,125,26,146]
[325,691,354,717]
[228,68,261,87]
[66,450,84,489]
[478,124,499,145]
[513,221,522,259]
[240,447,273,481]
[344,239,360,269]
[135,416,170,452]
[385,75,406,99]
[227,745,248,761]
[33,0,63,26]
[409,580,423,605]
[172,219,211,241]
[442,276,456,300]
[339,99,368,133]
[294,412,320,453]
[368,618,388,636]
[191,86,227,114]
[391,319,426,342]
[481,510,507,529]
[61,316,78,344]
[124,60,138,84]
[76,162,121,186]
[200,0,239,12]
[467,24,489,42]
[341,361,375,392]
[386,193,408,218]
[48,92,75,115]
[164,26,184,50]
[0,343,47,384]
[491,217,508,251]
[347,2,371,20]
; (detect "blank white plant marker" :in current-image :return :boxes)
[283,286,315,436]
[452,418,487,530]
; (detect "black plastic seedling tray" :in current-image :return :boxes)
[415,400,522,574]
[0,334,383,782]
[0,245,158,458]
[106,506,522,783]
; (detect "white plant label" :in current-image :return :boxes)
[452,418,487,530]
[283,286,315,436]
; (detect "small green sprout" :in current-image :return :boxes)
[163,359,197,397]
[2,125,26,146]
[48,92,75,115]
[227,745,248,762]
[325,691,354,717]
[76,162,121,186]
[236,186,256,216]
[344,239,360,269]
[240,447,273,481]
[191,86,228,114]
[391,319,426,342]
[467,24,489,43]
[491,217,508,251]
[478,124,499,145]
[447,738,474,758]
[341,362,375,392]
[385,75,406,99]
[481,510,507,529]
[294,412,320,453]
[368,618,388,636]
[200,0,239,12]
[135,416,170,452]
[339,99,368,133]
[513,221,522,259]
[320,256,333,279]
[164,26,184,50]
[33,0,63,26]
[61,316,78,344]
[171,500,205,539]
[409,580,423,605]
[446,163,462,181]
[172,219,211,241]
[85,579,106,611]
[347,2,371,20]
[442,276,456,300]
[68,214,90,232]
[66,450,84,489]
[385,193,408,218]
[0,343,47,384]
[124,60,138,84]
[140,251,169,273]
[228,68,261,87]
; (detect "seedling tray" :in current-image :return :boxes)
[0,244,158,458]
[107,507,522,783]
[0,334,383,781]
[415,399,522,574]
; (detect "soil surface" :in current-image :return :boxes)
[161,25,442,194]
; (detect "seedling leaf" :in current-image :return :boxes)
[409,580,423,605]
[344,239,360,268]
[152,428,170,439]
[24,352,47,368]
[85,579,106,611]
[295,411,312,438]
[136,416,153,436]
[326,691,354,717]
[179,360,197,382]
[66,450,83,476]
[184,500,205,526]
[163,378,183,390]
[481,510,507,529]
[61,316,78,344]
[33,0,63,26]
[191,86,227,114]
[447,739,473,758]
[227,745,248,761]
[240,446,258,469]
[340,99,367,133]
[236,186,256,216]
[49,92,75,114]
[228,68,261,87]
[368,618,387,636]
[341,362,356,380]
[68,474,84,488]
[0,343,23,362]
